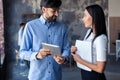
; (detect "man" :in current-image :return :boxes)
[18,23,30,68]
[19,0,70,80]
[18,23,25,48]
[17,23,26,66]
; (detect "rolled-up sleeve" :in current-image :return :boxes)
[19,23,38,61]
[61,26,70,61]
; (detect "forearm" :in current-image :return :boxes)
[78,59,106,73]
[19,50,38,61]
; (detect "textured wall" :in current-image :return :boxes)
[3,0,108,62]
[61,0,108,44]
[0,0,4,65]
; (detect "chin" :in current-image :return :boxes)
[84,25,88,28]
[85,26,89,28]
[51,19,56,22]
[85,25,90,28]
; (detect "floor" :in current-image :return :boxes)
[1,55,120,80]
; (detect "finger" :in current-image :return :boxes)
[45,51,51,55]
[71,46,77,52]
[44,49,50,52]
[58,59,64,64]
[55,55,63,60]
[58,56,63,60]
[54,55,57,59]
[44,50,51,55]
[42,52,46,56]
[71,53,75,56]
[54,55,60,61]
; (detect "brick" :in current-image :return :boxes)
[0,26,3,30]
[0,13,3,17]
[0,18,3,22]
[0,9,3,13]
[0,24,3,28]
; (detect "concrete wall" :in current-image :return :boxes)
[109,0,120,17]
[3,0,108,62]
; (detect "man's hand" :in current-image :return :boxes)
[54,55,65,64]
[36,48,51,59]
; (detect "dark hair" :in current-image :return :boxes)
[40,0,62,8]
[20,23,26,30]
[20,23,25,26]
[86,4,107,41]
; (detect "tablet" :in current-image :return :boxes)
[42,43,61,55]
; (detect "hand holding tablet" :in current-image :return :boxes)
[42,43,61,56]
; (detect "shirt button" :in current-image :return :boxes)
[48,35,50,37]
[49,62,51,64]
[48,71,50,73]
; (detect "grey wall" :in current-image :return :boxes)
[3,0,108,62]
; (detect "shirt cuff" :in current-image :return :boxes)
[62,54,69,63]
[30,52,38,61]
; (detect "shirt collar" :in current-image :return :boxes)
[39,15,55,26]
[40,15,46,24]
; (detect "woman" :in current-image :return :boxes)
[71,4,107,80]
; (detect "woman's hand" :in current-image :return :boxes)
[71,46,77,54]
[71,46,82,63]
[71,53,82,63]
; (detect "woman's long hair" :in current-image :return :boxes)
[86,4,107,41]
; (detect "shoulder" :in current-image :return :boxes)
[25,18,40,29]
[94,34,108,44]
[96,35,107,41]
[27,18,40,25]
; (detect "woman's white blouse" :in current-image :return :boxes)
[84,29,108,64]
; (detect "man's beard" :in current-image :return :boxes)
[47,16,57,22]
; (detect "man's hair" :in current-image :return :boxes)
[20,23,25,26]
[40,0,62,8]
[20,23,25,28]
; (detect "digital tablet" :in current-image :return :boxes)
[42,43,61,55]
